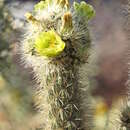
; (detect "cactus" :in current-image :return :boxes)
[119,101,130,130]
[20,0,95,130]
[118,0,130,130]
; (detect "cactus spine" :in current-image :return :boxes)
[21,0,95,130]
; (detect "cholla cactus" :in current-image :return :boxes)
[119,0,130,130]
[119,101,130,130]
[21,0,95,130]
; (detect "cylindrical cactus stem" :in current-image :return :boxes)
[21,0,95,130]
[44,61,83,129]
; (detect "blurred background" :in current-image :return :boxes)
[0,0,128,130]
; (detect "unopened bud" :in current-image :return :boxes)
[61,12,73,33]
[56,0,69,9]
[25,12,39,24]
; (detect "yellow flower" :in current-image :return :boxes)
[34,30,65,57]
